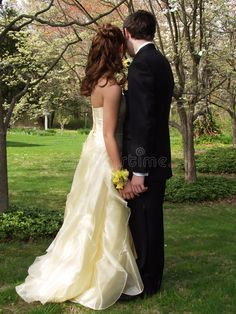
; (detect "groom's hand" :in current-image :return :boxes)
[131,175,148,194]
[119,180,138,200]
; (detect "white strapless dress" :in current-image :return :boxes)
[15,99,143,310]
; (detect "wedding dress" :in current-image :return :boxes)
[15,97,143,310]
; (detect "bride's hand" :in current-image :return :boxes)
[119,180,139,200]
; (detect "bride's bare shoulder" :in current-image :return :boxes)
[94,78,121,103]
[92,78,121,107]
[97,78,121,90]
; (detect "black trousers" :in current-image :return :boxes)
[128,179,166,294]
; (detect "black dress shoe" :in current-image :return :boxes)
[141,286,161,299]
[118,293,141,302]
[118,286,161,302]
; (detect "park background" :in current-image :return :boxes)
[0,0,235,313]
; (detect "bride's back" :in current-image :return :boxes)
[91,78,119,109]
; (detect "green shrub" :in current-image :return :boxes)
[193,110,221,138]
[177,147,236,174]
[54,117,93,130]
[0,207,63,241]
[165,176,236,203]
[195,133,232,145]
[196,147,236,174]
[9,128,56,136]
[77,128,91,135]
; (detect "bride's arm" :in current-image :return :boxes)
[103,83,122,171]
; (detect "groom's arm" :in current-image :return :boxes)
[127,60,155,174]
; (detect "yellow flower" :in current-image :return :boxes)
[123,58,132,69]
[112,169,129,190]
[112,176,120,184]
[122,58,131,92]
[123,169,129,177]
[116,183,124,190]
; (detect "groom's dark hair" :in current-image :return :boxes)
[123,10,157,41]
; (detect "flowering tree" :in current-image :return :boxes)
[1,0,235,212]
[206,0,236,148]
[0,0,127,213]
[151,0,229,182]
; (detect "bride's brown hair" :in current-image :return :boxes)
[80,24,126,96]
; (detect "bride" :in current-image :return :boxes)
[15,24,143,310]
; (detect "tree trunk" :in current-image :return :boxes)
[233,114,236,149]
[182,113,197,182]
[50,111,55,128]
[0,129,9,213]
[185,119,197,182]
[60,122,64,132]
[179,107,197,182]
[37,117,44,128]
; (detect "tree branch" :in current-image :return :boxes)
[4,37,81,128]
[31,39,81,87]
[0,0,127,40]
[4,79,30,129]
[73,0,99,26]
[197,78,227,103]
[209,101,233,118]
[148,0,165,55]
[169,120,182,132]
[61,55,82,81]
[0,0,55,39]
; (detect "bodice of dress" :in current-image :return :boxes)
[91,95,126,149]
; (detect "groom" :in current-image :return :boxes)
[121,10,174,299]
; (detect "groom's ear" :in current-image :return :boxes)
[123,28,130,39]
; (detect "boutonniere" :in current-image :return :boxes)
[123,58,131,69]
[122,57,132,91]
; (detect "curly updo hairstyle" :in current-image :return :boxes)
[80,24,126,97]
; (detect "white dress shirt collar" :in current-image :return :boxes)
[135,42,154,55]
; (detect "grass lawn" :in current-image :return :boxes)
[1,202,235,314]
[1,128,235,313]
[7,131,87,210]
[7,128,185,210]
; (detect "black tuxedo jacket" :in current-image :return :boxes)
[123,44,174,180]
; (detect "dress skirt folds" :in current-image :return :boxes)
[15,106,143,310]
